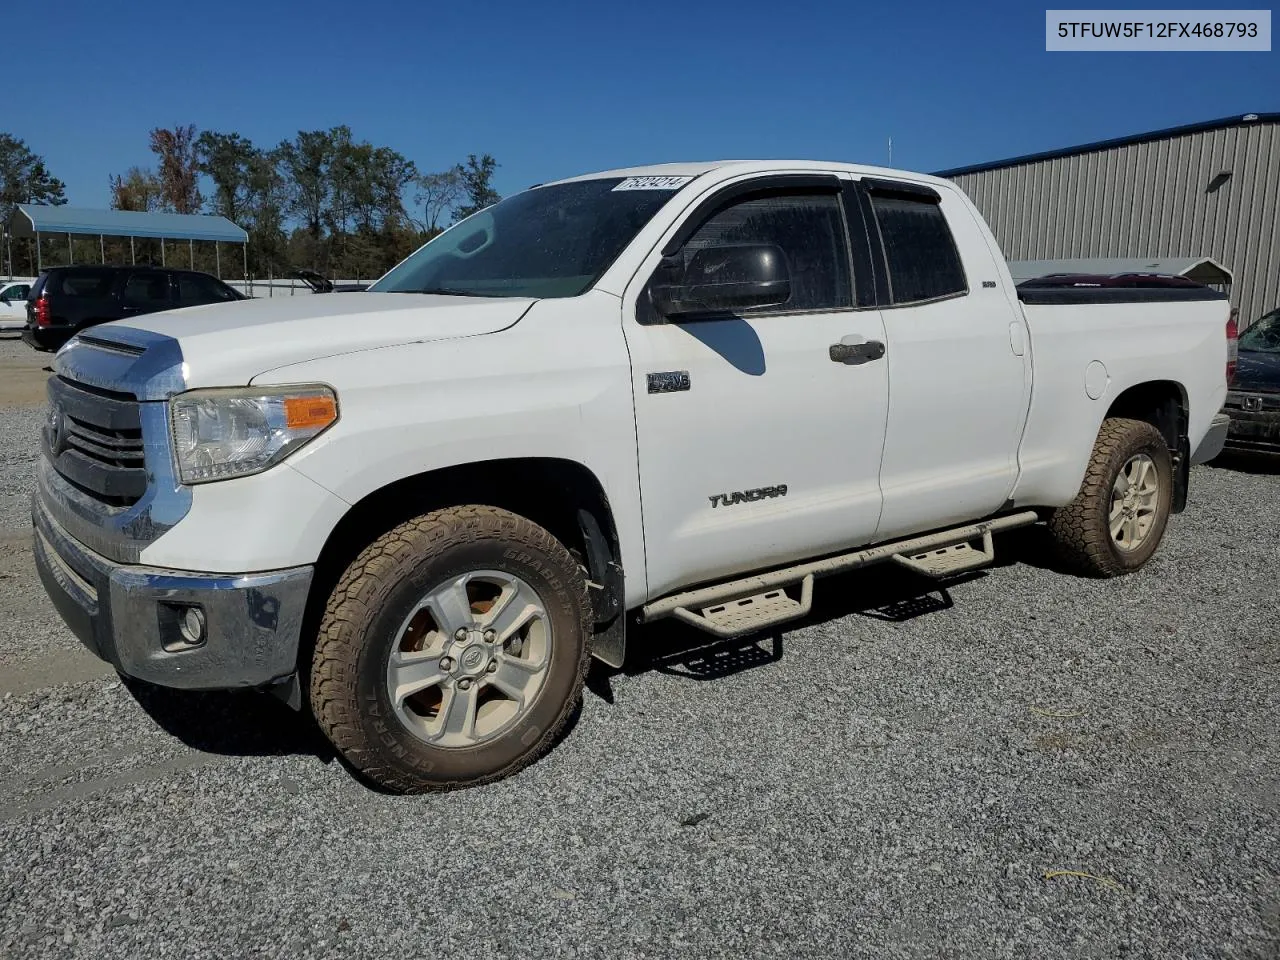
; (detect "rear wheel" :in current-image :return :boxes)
[309,505,592,793]
[1047,417,1173,577]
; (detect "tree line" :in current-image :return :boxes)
[1,128,501,280]
[0,133,68,275]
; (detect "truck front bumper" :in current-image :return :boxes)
[32,495,313,691]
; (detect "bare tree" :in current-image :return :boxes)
[415,167,464,234]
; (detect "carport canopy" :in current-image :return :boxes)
[9,204,247,242]
[1007,256,1233,287]
[7,204,248,276]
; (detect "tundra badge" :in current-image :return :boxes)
[709,485,789,508]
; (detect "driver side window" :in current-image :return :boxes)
[122,273,172,310]
[679,192,852,313]
[177,273,237,306]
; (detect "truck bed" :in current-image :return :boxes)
[1011,277,1230,509]
[1015,271,1230,305]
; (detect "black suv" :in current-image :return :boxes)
[23,265,246,351]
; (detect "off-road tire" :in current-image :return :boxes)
[1047,417,1173,578]
[309,505,592,793]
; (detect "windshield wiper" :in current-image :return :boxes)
[411,287,500,297]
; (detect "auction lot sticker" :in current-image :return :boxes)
[612,176,695,190]
[1046,9,1271,50]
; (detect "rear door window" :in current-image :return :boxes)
[122,272,174,311]
[176,272,239,307]
[51,270,117,299]
[868,190,967,304]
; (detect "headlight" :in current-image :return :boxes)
[169,385,338,485]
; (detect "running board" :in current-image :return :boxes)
[892,530,994,578]
[642,512,1038,639]
[671,575,814,639]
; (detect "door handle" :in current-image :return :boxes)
[829,339,886,364]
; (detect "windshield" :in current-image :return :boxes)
[1239,310,1280,353]
[369,177,690,299]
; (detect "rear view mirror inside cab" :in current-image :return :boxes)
[457,230,488,254]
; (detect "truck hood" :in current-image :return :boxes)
[92,292,535,389]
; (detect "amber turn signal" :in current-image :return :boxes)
[284,395,338,430]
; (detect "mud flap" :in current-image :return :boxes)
[578,508,625,669]
[591,615,626,670]
[1172,434,1192,513]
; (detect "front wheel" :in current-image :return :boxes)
[1047,417,1174,577]
[309,505,592,793]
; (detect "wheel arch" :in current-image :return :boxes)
[297,457,625,682]
[1103,379,1191,511]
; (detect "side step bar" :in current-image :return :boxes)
[670,575,815,639]
[893,530,994,578]
[641,511,1039,639]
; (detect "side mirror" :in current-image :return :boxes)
[651,243,791,319]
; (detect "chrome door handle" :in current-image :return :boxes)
[829,339,886,364]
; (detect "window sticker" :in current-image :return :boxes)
[612,176,694,191]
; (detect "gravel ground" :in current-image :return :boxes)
[0,334,1277,958]
[0,337,47,533]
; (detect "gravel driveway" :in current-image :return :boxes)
[0,335,1277,959]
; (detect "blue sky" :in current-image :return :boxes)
[7,0,1276,210]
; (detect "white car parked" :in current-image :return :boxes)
[32,160,1233,793]
[0,278,33,330]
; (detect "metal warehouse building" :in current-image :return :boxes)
[937,112,1280,328]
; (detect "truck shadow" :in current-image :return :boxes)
[1204,450,1280,474]
[586,563,989,701]
[987,525,1076,575]
[121,532,1056,761]
[586,522,1097,701]
[118,675,336,763]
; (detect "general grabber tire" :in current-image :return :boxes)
[1047,417,1174,578]
[309,505,592,793]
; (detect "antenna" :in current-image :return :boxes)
[887,137,893,166]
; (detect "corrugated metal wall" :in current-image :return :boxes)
[950,119,1280,327]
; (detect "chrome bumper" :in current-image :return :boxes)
[1191,412,1231,464]
[1221,395,1280,452]
[32,495,313,690]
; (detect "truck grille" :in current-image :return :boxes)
[44,376,148,507]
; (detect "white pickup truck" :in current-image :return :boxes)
[0,278,34,330]
[32,161,1233,792]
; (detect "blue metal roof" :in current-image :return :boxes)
[935,112,1280,178]
[8,204,248,243]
